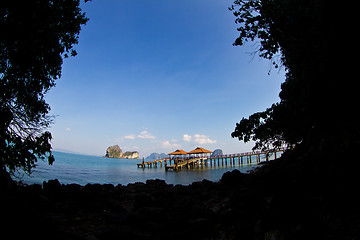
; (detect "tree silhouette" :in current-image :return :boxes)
[0,0,89,176]
[230,0,357,153]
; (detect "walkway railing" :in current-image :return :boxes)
[137,147,287,171]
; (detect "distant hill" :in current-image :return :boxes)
[145,153,169,161]
[211,149,223,157]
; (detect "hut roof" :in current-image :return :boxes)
[187,147,212,154]
[168,149,188,155]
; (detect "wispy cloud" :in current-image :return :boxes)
[137,131,156,139]
[161,140,180,149]
[122,131,156,140]
[124,134,136,140]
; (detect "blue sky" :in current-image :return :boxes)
[47,0,285,157]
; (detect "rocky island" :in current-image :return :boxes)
[211,149,223,157]
[104,145,139,159]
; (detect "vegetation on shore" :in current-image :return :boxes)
[230,0,357,155]
[0,0,89,176]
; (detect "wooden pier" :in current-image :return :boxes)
[164,157,207,171]
[137,157,171,168]
[138,148,286,171]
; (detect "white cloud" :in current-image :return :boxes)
[193,134,217,144]
[121,131,156,141]
[183,134,192,142]
[137,131,156,139]
[65,128,71,132]
[124,134,136,140]
[161,140,180,149]
[182,133,217,145]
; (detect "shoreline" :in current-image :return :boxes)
[2,149,359,240]
[18,152,260,186]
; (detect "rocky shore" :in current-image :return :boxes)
[1,147,359,240]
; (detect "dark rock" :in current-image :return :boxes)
[103,209,128,224]
[264,230,287,240]
[65,183,82,193]
[95,227,146,240]
[145,179,166,186]
[25,183,42,194]
[0,169,17,193]
[103,183,115,191]
[220,169,245,186]
[137,207,165,219]
[43,179,62,194]
[83,183,115,193]
[200,179,213,186]
[83,183,102,192]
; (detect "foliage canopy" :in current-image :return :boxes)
[0,0,88,176]
[230,0,357,152]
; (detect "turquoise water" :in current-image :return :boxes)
[20,151,262,186]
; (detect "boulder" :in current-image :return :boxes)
[43,179,63,194]
[220,169,245,186]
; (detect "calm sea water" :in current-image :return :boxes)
[20,151,262,186]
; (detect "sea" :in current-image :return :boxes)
[19,151,263,186]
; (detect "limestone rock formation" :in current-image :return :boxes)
[122,151,139,159]
[104,145,139,159]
